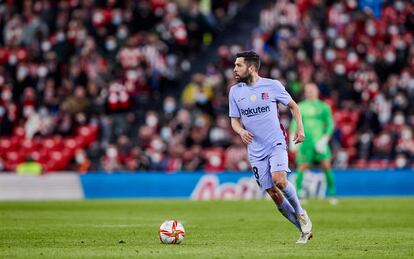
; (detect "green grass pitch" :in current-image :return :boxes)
[1,198,414,258]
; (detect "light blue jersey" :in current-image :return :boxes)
[229,78,292,160]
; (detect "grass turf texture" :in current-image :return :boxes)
[1,198,414,258]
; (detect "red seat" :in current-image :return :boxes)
[13,126,25,137]
[20,138,38,154]
[5,151,25,164]
[0,138,13,153]
[42,137,62,151]
[64,137,83,150]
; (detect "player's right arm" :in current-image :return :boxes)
[315,103,334,153]
[228,86,253,145]
[231,117,254,144]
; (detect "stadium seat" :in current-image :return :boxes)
[13,126,25,138]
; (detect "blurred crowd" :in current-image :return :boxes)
[208,0,414,169]
[0,0,247,172]
[1,0,414,172]
[160,0,414,171]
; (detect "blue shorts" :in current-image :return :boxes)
[249,146,291,191]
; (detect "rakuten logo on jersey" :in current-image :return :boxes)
[240,106,270,117]
[191,175,265,200]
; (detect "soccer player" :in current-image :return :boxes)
[228,51,312,244]
[289,83,337,204]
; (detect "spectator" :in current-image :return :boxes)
[16,156,43,175]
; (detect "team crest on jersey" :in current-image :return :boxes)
[261,92,269,100]
[250,94,257,102]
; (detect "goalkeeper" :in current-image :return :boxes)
[289,83,336,203]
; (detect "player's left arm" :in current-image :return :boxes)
[315,103,334,153]
[287,100,305,144]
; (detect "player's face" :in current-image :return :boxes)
[304,83,319,100]
[234,58,252,83]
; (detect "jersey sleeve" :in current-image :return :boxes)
[272,80,292,106]
[228,87,240,118]
[323,103,334,136]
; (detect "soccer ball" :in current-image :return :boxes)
[159,220,185,244]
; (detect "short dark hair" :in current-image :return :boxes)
[236,51,261,71]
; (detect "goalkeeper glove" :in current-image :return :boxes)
[315,135,329,154]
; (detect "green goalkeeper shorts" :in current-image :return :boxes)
[295,142,332,164]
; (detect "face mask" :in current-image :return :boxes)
[41,41,51,52]
[150,152,162,163]
[347,52,358,63]
[340,14,350,24]
[107,147,118,158]
[1,90,11,101]
[195,117,206,127]
[335,38,346,49]
[408,78,414,89]
[384,51,396,63]
[297,49,306,60]
[325,49,336,61]
[196,92,207,103]
[23,106,34,117]
[401,129,412,139]
[151,139,164,151]
[77,29,87,42]
[39,108,48,117]
[163,102,176,113]
[396,39,406,50]
[105,40,117,51]
[395,1,404,11]
[366,53,376,64]
[112,11,122,25]
[210,128,224,141]
[17,66,28,81]
[270,68,280,79]
[160,127,172,140]
[76,153,85,163]
[396,156,407,168]
[8,55,17,65]
[327,28,337,39]
[366,24,376,36]
[360,133,371,144]
[388,25,398,36]
[117,29,128,40]
[334,63,346,75]
[56,32,66,42]
[126,70,138,81]
[393,115,404,125]
[146,115,158,127]
[38,66,48,77]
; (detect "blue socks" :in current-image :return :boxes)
[281,182,304,214]
[277,198,301,231]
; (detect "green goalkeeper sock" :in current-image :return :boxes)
[325,169,336,196]
[295,170,304,198]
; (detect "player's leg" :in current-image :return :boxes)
[269,147,304,214]
[269,147,312,235]
[250,158,300,231]
[316,146,337,202]
[295,144,314,198]
[320,159,337,204]
[265,187,301,231]
[296,163,310,198]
